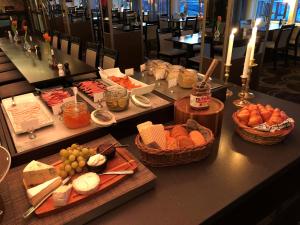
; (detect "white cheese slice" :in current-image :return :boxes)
[27,176,62,206]
[52,184,72,207]
[72,172,100,195]
[23,160,57,186]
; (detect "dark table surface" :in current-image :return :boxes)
[87,87,300,225]
[171,32,201,45]
[0,38,97,85]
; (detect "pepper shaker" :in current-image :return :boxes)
[64,63,71,76]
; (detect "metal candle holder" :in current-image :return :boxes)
[224,64,233,97]
[238,59,258,99]
[233,75,250,108]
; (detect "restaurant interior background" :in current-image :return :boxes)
[1,0,300,103]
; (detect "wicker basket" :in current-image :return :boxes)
[135,122,214,167]
[232,112,295,145]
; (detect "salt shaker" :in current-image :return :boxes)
[58,64,64,76]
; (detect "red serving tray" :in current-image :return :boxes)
[34,147,138,216]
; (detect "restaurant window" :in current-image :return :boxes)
[296,1,300,22]
[142,0,169,15]
[179,0,203,16]
[256,0,272,19]
[271,0,289,21]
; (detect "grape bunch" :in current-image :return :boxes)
[58,143,96,178]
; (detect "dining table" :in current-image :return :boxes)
[0,38,97,86]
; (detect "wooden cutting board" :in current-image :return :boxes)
[0,134,156,225]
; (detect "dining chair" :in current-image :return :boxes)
[187,37,213,67]
[70,36,81,59]
[0,80,35,99]
[288,26,300,64]
[159,18,169,30]
[99,48,118,69]
[265,24,295,68]
[85,42,99,68]
[60,36,70,54]
[156,29,187,64]
[0,70,25,86]
[185,17,197,31]
[145,24,158,56]
[51,32,60,49]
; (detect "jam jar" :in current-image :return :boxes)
[62,101,90,129]
[104,87,130,112]
[190,82,211,110]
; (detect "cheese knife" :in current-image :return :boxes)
[23,177,71,219]
[100,170,134,175]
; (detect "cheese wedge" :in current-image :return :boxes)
[27,177,62,206]
[72,172,100,195]
[23,160,57,186]
[52,184,72,207]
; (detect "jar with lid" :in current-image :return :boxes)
[166,65,183,81]
[153,61,170,80]
[62,101,90,129]
[178,69,198,88]
[190,82,211,110]
[104,86,130,112]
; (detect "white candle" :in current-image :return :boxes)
[226,28,237,65]
[250,26,257,61]
[242,40,252,78]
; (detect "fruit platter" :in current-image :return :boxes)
[232,103,295,145]
[22,143,137,216]
[135,119,214,167]
[100,68,155,96]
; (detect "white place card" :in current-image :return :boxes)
[140,64,146,72]
[63,96,75,103]
[168,78,177,88]
[21,118,39,131]
[94,92,104,103]
[52,103,63,115]
[125,68,134,76]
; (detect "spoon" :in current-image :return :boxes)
[72,87,79,112]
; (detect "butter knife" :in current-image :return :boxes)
[23,177,71,219]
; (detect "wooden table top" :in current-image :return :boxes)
[87,87,300,225]
[0,38,97,85]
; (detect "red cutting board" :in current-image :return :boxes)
[34,147,138,216]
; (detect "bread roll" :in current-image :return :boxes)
[171,125,188,138]
[177,136,194,149]
[166,136,177,150]
[189,130,206,146]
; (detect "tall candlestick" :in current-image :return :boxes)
[226,28,237,65]
[242,40,252,78]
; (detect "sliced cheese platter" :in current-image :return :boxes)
[22,143,138,217]
[100,67,155,96]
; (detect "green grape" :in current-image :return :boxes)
[65,164,72,172]
[69,154,76,162]
[71,143,78,149]
[82,148,89,155]
[75,167,82,173]
[78,160,86,168]
[77,156,84,162]
[69,169,75,176]
[71,161,78,169]
[73,149,80,157]
[59,170,68,178]
[59,149,67,157]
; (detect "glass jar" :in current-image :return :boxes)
[166,65,183,81]
[62,101,90,129]
[190,82,211,110]
[178,69,198,88]
[104,87,130,112]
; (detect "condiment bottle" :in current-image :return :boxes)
[64,63,71,76]
[190,82,211,110]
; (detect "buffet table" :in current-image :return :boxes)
[0,38,97,86]
[84,87,299,225]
